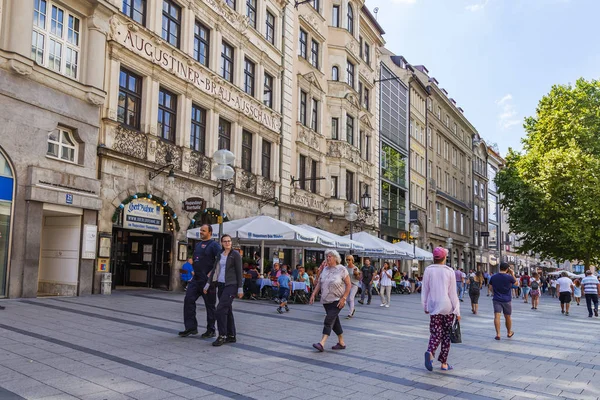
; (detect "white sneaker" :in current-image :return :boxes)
[385,304,390,308]
[380,304,385,307]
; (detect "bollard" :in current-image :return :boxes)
[101,273,112,295]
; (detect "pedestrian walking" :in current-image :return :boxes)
[581,270,600,317]
[310,250,352,352]
[520,272,531,303]
[454,267,465,302]
[179,224,220,338]
[530,273,541,310]
[276,267,291,314]
[550,278,557,298]
[422,247,460,372]
[573,279,582,306]
[469,271,483,314]
[358,258,375,305]
[180,257,194,290]
[541,277,548,295]
[489,262,516,340]
[204,234,243,346]
[379,262,393,308]
[345,256,360,318]
[556,272,574,316]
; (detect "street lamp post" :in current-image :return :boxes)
[446,237,453,268]
[410,223,420,259]
[345,203,358,240]
[479,245,484,272]
[463,243,469,270]
[212,149,235,240]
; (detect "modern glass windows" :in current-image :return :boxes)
[346,115,354,146]
[380,182,406,229]
[332,5,340,27]
[158,87,177,142]
[332,66,339,81]
[193,21,210,67]
[0,150,13,297]
[310,39,319,68]
[265,11,275,44]
[347,5,354,35]
[221,41,234,82]
[346,61,355,88]
[311,98,319,132]
[162,0,181,48]
[241,130,252,172]
[299,91,307,126]
[488,164,497,191]
[118,68,142,129]
[218,118,231,150]
[381,143,406,187]
[244,58,255,96]
[380,64,408,150]
[488,194,498,222]
[246,0,257,29]
[299,29,308,59]
[190,104,206,154]
[32,1,80,79]
[122,0,146,25]
[47,128,77,162]
[263,72,273,108]
[331,118,339,139]
[346,170,354,202]
[262,140,272,179]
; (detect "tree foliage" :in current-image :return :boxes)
[496,78,600,267]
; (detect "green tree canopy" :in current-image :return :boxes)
[497,78,600,267]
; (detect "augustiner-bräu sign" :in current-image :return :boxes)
[109,18,282,133]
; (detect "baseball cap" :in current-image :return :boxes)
[432,247,447,260]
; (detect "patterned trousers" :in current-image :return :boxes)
[427,314,455,364]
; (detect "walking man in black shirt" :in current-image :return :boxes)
[179,224,221,338]
[358,258,375,305]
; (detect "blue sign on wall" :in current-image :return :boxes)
[66,194,73,204]
[0,176,13,202]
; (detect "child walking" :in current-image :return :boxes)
[277,267,291,314]
[573,279,582,306]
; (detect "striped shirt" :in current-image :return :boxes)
[581,276,599,295]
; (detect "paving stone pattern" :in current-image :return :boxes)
[0,289,598,399]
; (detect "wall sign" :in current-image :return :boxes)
[82,225,98,259]
[183,197,206,212]
[124,198,164,233]
[66,194,73,204]
[109,18,281,133]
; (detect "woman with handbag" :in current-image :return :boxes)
[421,247,461,371]
[204,234,243,347]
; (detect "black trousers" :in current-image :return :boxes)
[585,294,598,315]
[322,302,343,336]
[216,284,237,337]
[183,279,216,331]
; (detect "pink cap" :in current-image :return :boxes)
[432,247,448,260]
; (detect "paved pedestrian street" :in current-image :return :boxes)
[0,291,598,400]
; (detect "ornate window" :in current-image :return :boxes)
[311,98,319,132]
[190,104,206,154]
[263,72,273,108]
[347,4,354,35]
[118,68,142,129]
[300,91,307,126]
[47,128,77,163]
[262,140,272,179]
[265,11,275,44]
[218,118,231,150]
[246,0,257,29]
[241,130,252,172]
[158,88,177,142]
[122,0,146,25]
[332,66,339,81]
[244,58,255,97]
[161,0,181,48]
[332,5,340,27]
[346,115,354,146]
[299,30,308,59]
[221,42,234,83]
[194,21,210,67]
[310,39,319,69]
[347,61,355,88]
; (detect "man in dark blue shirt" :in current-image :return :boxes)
[489,262,517,340]
[179,224,221,338]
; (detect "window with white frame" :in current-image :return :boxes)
[32,0,81,79]
[47,128,77,162]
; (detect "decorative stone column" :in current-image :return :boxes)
[86,11,110,90]
[5,0,34,57]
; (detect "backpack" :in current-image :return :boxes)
[531,280,539,290]
[521,277,529,287]
[468,276,480,294]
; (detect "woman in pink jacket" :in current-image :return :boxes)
[421,247,461,371]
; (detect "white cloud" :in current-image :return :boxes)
[466,0,489,11]
[496,94,521,129]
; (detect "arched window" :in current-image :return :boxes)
[332,66,339,81]
[0,148,14,297]
[347,4,354,35]
[47,128,78,163]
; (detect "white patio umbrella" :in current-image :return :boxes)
[392,241,434,261]
[342,231,409,257]
[297,224,365,251]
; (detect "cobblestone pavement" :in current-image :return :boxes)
[0,289,598,400]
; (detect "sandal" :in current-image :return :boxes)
[312,343,324,352]
[424,351,433,371]
[507,331,515,338]
[494,336,500,340]
[331,343,346,350]
[441,364,454,371]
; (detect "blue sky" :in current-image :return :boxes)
[366,0,600,156]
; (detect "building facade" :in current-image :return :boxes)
[486,145,503,272]
[472,135,489,271]
[0,0,112,298]
[376,50,409,243]
[412,66,476,270]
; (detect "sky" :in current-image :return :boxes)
[366,0,600,156]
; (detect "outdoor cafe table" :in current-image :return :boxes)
[291,281,308,293]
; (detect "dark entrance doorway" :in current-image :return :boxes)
[111,228,172,290]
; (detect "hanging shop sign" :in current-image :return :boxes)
[183,197,206,212]
[124,198,164,233]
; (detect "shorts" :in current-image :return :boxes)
[522,287,531,295]
[493,300,512,315]
[278,287,290,302]
[559,292,572,304]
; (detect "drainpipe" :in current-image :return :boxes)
[278,3,287,223]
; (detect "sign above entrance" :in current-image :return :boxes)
[183,197,206,212]
[109,17,281,133]
[124,198,164,233]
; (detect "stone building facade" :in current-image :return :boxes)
[0,0,112,298]
[486,145,503,272]
[472,135,489,271]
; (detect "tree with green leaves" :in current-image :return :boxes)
[496,78,600,268]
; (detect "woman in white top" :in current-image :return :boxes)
[421,247,461,372]
[345,255,360,318]
[380,262,393,307]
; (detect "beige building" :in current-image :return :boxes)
[0,0,112,298]
[486,145,503,271]
[472,135,489,271]
[412,65,476,269]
